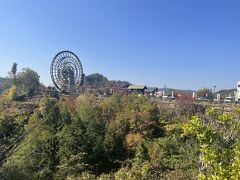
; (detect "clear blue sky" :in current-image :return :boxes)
[0,0,240,90]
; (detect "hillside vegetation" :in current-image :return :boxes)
[0,77,11,94]
[215,89,236,99]
[85,73,130,88]
[0,92,239,179]
[0,65,239,179]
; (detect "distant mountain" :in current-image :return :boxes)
[215,89,236,98]
[85,73,130,88]
[167,88,238,98]
[158,88,195,96]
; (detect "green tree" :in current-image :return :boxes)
[85,73,108,88]
[16,68,40,96]
[56,117,87,178]
[197,88,214,99]
[11,62,18,85]
[0,97,62,179]
[0,114,20,150]
[0,94,178,179]
[182,109,240,179]
[0,77,12,94]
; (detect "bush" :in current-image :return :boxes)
[8,85,18,101]
[1,94,210,179]
[182,108,240,179]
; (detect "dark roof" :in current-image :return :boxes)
[122,84,130,88]
[128,85,147,90]
[145,87,158,93]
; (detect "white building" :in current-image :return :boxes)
[235,81,240,101]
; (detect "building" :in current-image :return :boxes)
[235,81,240,101]
[112,83,130,95]
[145,87,159,96]
[128,85,147,95]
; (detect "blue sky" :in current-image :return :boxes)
[0,0,240,90]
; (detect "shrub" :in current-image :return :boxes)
[8,85,18,101]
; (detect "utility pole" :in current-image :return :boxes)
[213,85,216,94]
[163,82,167,96]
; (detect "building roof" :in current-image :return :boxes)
[145,87,158,93]
[122,84,130,88]
[128,85,147,90]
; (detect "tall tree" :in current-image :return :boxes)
[10,62,18,85]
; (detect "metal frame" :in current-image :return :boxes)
[50,51,84,93]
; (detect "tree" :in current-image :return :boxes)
[0,114,20,150]
[197,88,213,99]
[85,73,108,87]
[182,108,240,179]
[1,97,62,179]
[0,78,12,94]
[56,117,87,178]
[16,68,40,96]
[1,94,190,179]
[10,62,18,85]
